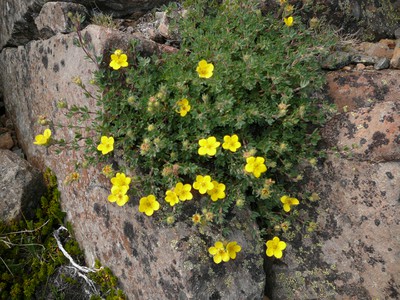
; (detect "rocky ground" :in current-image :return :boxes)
[1,1,399,299]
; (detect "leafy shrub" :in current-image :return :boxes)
[85,0,335,231]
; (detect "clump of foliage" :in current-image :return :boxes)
[0,169,125,299]
[91,12,118,30]
[89,260,126,300]
[0,169,75,298]
[86,0,335,230]
[33,0,338,268]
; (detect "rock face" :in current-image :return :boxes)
[266,70,400,299]
[0,24,265,299]
[0,149,45,222]
[0,0,172,50]
[94,0,172,18]
[0,0,40,49]
[261,0,400,41]
[34,2,89,39]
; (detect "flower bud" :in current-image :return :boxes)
[57,100,68,109]
[166,216,175,225]
[72,76,82,86]
[309,17,319,29]
[236,198,245,208]
[38,115,49,125]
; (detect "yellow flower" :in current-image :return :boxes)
[174,182,193,201]
[192,213,202,224]
[139,194,160,216]
[279,0,287,5]
[97,136,114,155]
[208,241,230,264]
[226,241,241,259]
[33,129,51,145]
[196,60,214,79]
[110,172,131,188]
[165,190,179,207]
[198,136,220,156]
[109,49,129,70]
[280,195,299,212]
[207,181,226,201]
[222,134,241,152]
[193,175,214,194]
[266,236,287,259]
[176,98,191,117]
[245,156,267,178]
[284,16,294,27]
[108,186,129,206]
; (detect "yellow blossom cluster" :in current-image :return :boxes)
[32,53,306,266]
[198,134,241,156]
[108,173,131,206]
[208,241,241,264]
[165,182,193,207]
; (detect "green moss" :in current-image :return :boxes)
[0,168,65,299]
[0,169,126,299]
[89,260,126,300]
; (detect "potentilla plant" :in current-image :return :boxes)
[34,0,337,263]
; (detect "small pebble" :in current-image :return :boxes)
[374,57,390,70]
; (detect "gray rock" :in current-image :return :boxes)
[351,54,378,65]
[259,0,400,41]
[0,25,265,299]
[0,0,172,50]
[390,44,400,69]
[321,51,352,70]
[0,0,40,49]
[374,57,390,70]
[35,2,89,39]
[267,155,400,299]
[0,149,45,222]
[94,0,172,18]
[0,131,14,149]
[394,27,400,39]
[266,68,400,299]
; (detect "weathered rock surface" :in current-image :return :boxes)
[390,41,400,69]
[0,0,40,49]
[323,101,400,162]
[0,25,265,299]
[94,0,172,18]
[266,70,400,299]
[35,2,89,39]
[267,155,400,299]
[326,70,400,112]
[0,131,14,149]
[0,149,45,222]
[262,0,400,41]
[0,0,172,50]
